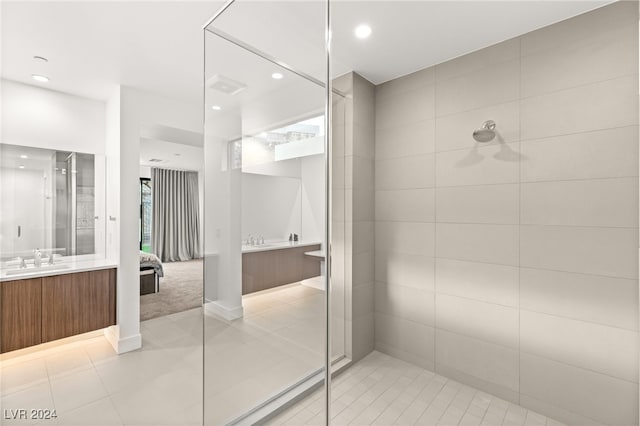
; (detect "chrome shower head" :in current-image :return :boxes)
[473,120,496,142]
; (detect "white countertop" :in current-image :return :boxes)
[241,240,321,254]
[0,258,117,282]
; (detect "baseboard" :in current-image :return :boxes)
[204,300,244,321]
[104,326,142,354]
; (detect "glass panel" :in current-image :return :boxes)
[0,143,106,267]
[202,0,335,422]
[139,178,152,252]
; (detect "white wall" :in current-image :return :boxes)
[1,79,105,154]
[241,173,301,242]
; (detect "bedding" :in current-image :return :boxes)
[140,251,164,277]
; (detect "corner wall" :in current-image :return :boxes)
[373,2,639,425]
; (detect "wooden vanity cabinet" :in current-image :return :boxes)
[242,245,321,294]
[1,278,42,352]
[0,268,116,353]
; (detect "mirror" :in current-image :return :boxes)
[0,143,105,261]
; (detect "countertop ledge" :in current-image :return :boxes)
[0,259,117,282]
[241,240,321,254]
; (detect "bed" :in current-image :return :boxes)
[140,251,164,295]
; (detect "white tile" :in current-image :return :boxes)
[520,178,638,228]
[374,282,435,326]
[352,221,374,254]
[519,395,604,426]
[353,73,376,129]
[435,101,520,152]
[520,126,639,182]
[49,368,108,413]
[520,267,638,331]
[520,353,638,426]
[436,59,519,116]
[376,119,435,159]
[520,310,638,383]
[57,397,123,425]
[376,222,435,257]
[374,250,435,291]
[353,313,375,361]
[436,38,520,82]
[375,313,435,370]
[1,358,48,395]
[376,189,435,222]
[436,258,518,307]
[352,283,375,320]
[436,294,518,349]
[436,184,518,224]
[435,330,519,393]
[44,348,94,379]
[1,382,55,425]
[520,225,638,279]
[520,1,638,56]
[376,84,435,130]
[436,223,519,266]
[352,250,374,286]
[435,143,520,187]
[353,122,375,160]
[520,76,638,140]
[521,22,637,97]
[375,154,435,190]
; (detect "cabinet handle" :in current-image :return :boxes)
[17,225,21,238]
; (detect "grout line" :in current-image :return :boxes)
[517,37,523,407]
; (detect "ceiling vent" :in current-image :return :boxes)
[206,74,247,96]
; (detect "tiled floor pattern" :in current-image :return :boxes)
[267,351,567,426]
[0,283,326,426]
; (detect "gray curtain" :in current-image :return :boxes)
[151,168,201,262]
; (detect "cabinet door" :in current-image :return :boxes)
[1,278,42,353]
[42,269,116,343]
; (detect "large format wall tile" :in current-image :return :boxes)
[376,222,435,257]
[376,67,434,101]
[436,294,518,349]
[374,282,434,326]
[520,310,638,382]
[436,184,518,224]
[435,329,519,393]
[436,59,520,116]
[520,76,639,140]
[520,225,638,279]
[375,154,435,190]
[435,144,520,187]
[520,267,638,331]
[520,353,638,426]
[375,312,435,370]
[376,84,435,130]
[521,23,637,97]
[374,251,435,291]
[376,119,435,159]
[376,189,435,223]
[520,178,638,228]
[436,223,519,266]
[520,126,639,182]
[435,258,518,307]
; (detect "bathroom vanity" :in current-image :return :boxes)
[242,242,321,294]
[0,263,117,353]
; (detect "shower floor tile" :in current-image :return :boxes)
[266,351,569,426]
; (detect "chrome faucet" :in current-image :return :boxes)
[48,253,55,265]
[34,249,42,268]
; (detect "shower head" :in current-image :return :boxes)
[473,120,496,143]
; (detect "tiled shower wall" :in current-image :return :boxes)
[373,2,639,425]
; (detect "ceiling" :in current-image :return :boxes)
[3,0,614,106]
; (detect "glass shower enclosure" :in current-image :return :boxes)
[202,0,344,423]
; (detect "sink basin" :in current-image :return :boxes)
[4,264,71,276]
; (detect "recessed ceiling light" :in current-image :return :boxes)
[354,24,372,39]
[211,105,222,111]
[18,165,25,169]
[20,155,28,159]
[271,72,284,80]
[31,74,49,83]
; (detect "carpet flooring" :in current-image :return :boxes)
[140,259,203,321]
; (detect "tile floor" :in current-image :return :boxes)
[0,283,326,426]
[267,351,567,426]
